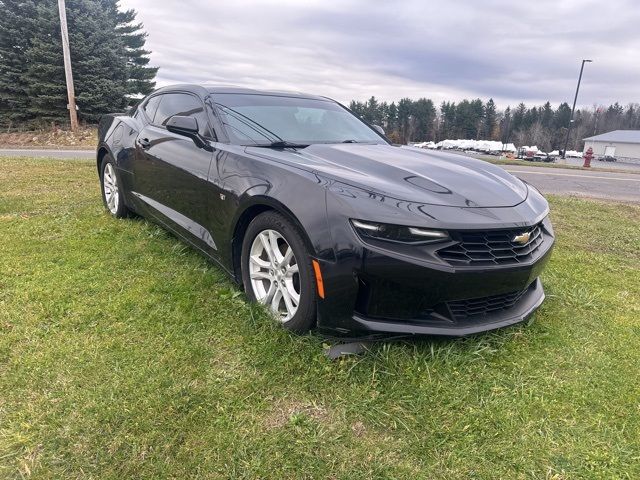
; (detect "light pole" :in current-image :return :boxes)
[58,0,79,131]
[562,59,592,159]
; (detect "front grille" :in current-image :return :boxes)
[447,284,532,320]
[437,223,544,266]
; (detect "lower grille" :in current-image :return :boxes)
[437,223,544,267]
[447,284,533,320]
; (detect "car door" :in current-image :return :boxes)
[132,92,218,254]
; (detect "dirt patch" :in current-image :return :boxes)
[263,399,332,429]
[350,421,367,437]
[0,126,97,149]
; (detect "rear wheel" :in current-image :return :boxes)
[100,155,130,218]
[241,211,317,332]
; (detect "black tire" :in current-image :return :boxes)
[241,211,317,333]
[100,155,130,218]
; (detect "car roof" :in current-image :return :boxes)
[150,84,332,102]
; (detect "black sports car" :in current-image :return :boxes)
[97,85,554,338]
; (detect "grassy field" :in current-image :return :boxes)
[1,157,639,479]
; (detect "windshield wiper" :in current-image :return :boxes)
[341,139,359,143]
[253,141,309,149]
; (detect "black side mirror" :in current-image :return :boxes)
[166,115,210,150]
[372,124,385,136]
[166,115,198,135]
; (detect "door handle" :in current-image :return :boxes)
[138,137,151,149]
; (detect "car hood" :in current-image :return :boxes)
[246,144,528,208]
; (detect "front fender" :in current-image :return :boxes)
[214,147,337,273]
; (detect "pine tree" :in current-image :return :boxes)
[483,99,497,139]
[540,101,553,129]
[397,98,413,143]
[0,0,157,127]
[348,100,367,121]
[364,96,380,124]
[512,103,527,133]
[25,0,72,125]
[440,102,456,139]
[552,103,571,149]
[455,99,484,139]
[387,102,397,132]
[0,0,38,127]
[412,98,435,141]
[115,5,158,100]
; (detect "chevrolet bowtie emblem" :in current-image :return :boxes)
[513,231,531,245]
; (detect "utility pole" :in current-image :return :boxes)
[562,59,592,159]
[503,115,511,154]
[57,0,79,131]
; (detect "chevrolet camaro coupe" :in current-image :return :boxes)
[97,85,554,338]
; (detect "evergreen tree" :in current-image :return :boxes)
[604,102,624,131]
[523,106,538,130]
[540,101,553,129]
[412,98,435,141]
[25,0,74,124]
[387,102,397,132]
[483,98,497,139]
[552,103,571,149]
[455,99,484,139]
[348,100,364,118]
[440,101,456,139]
[364,96,381,125]
[0,0,156,127]
[624,104,637,130]
[511,103,527,132]
[553,102,571,130]
[397,98,413,142]
[115,5,158,99]
[0,0,37,127]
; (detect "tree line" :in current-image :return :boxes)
[0,0,157,129]
[349,97,640,151]
[1,0,639,149]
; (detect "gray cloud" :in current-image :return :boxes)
[119,0,640,108]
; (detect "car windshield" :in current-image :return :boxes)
[212,93,386,146]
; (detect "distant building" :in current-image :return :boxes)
[583,130,640,163]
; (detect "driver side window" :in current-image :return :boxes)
[154,93,212,138]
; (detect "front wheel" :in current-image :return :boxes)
[241,211,317,332]
[100,155,130,218]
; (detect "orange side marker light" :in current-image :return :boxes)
[311,259,325,299]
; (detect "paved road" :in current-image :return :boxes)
[0,148,94,159]
[504,165,640,203]
[1,148,638,203]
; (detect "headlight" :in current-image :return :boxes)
[351,219,449,244]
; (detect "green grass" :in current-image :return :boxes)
[1,157,639,479]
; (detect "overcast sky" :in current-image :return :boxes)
[118,0,640,108]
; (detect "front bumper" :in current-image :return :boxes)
[315,220,554,338]
[349,278,545,337]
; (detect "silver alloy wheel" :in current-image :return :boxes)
[249,229,300,321]
[103,163,119,215]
